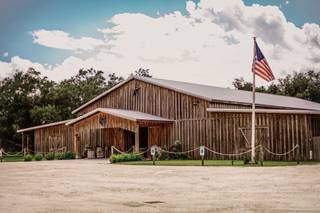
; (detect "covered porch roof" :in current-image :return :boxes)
[65,108,174,126]
[17,119,73,133]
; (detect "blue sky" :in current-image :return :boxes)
[0,0,319,86]
[0,0,190,64]
[0,0,318,64]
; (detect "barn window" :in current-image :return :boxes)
[133,87,141,96]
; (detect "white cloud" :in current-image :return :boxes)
[3,52,8,57]
[1,0,320,87]
[31,30,105,51]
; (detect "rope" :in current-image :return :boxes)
[2,151,23,157]
[112,146,129,155]
[135,148,150,155]
[263,144,299,156]
[159,147,200,154]
[112,146,137,155]
[204,146,260,157]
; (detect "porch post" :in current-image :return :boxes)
[73,126,80,159]
[134,125,139,152]
[21,133,24,153]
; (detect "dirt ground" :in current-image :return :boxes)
[1,160,320,213]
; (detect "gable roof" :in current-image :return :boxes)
[66,108,173,125]
[72,76,320,113]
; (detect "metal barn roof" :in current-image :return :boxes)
[206,108,320,114]
[66,108,173,125]
[17,119,73,133]
[72,76,320,113]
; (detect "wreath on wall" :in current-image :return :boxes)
[99,115,107,126]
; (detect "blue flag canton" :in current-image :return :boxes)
[255,41,265,61]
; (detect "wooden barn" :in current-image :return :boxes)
[17,76,320,160]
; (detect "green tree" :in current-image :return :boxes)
[30,105,62,124]
[134,68,152,77]
[232,70,320,103]
[0,68,55,150]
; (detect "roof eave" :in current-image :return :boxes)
[206,108,320,114]
[17,119,72,133]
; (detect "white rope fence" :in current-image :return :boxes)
[159,147,200,154]
[111,146,150,156]
[204,146,259,157]
[110,144,300,158]
[263,144,299,156]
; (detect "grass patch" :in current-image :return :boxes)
[2,156,24,162]
[119,160,320,167]
[1,153,24,162]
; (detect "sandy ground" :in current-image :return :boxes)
[1,160,320,213]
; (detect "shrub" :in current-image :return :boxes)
[55,152,66,160]
[169,140,189,160]
[242,155,250,165]
[46,152,55,160]
[34,154,43,161]
[110,153,142,163]
[160,145,169,160]
[65,151,75,160]
[24,154,33,161]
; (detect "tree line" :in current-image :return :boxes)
[0,68,318,150]
[0,67,151,150]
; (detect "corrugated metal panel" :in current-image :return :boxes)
[17,119,73,133]
[66,108,173,125]
[72,76,320,114]
[207,108,320,114]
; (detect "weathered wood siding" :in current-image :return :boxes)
[31,78,320,160]
[71,78,320,160]
[34,124,73,153]
[73,112,138,155]
[76,79,209,120]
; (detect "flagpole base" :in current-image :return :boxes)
[248,161,257,165]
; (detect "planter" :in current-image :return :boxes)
[87,150,95,159]
[96,147,104,158]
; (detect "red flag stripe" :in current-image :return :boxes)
[256,61,272,76]
[254,65,273,81]
[254,70,271,82]
[254,62,273,80]
[260,59,273,77]
[255,63,272,77]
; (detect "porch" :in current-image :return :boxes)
[65,108,173,158]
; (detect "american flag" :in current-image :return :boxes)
[252,39,275,82]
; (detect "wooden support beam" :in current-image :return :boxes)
[134,125,140,152]
[21,133,24,153]
[26,135,29,153]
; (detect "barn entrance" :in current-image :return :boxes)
[68,108,174,158]
[139,127,148,152]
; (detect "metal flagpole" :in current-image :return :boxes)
[251,37,256,163]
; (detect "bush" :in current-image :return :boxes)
[34,154,43,161]
[24,154,33,161]
[169,140,189,160]
[65,151,75,160]
[46,152,55,160]
[110,153,142,163]
[242,154,250,164]
[55,152,66,160]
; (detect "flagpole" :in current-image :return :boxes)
[251,37,256,163]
